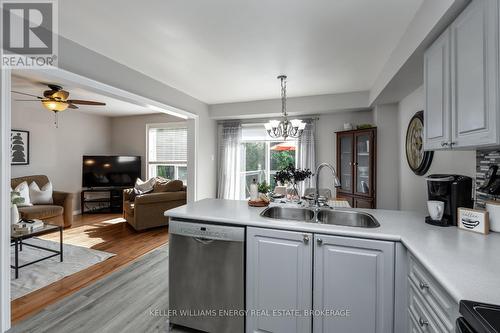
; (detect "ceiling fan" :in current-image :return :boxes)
[12,84,106,127]
[12,84,106,112]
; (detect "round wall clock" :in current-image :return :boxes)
[406,111,433,176]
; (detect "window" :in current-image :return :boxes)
[147,124,187,184]
[241,125,297,198]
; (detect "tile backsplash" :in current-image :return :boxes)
[476,149,500,208]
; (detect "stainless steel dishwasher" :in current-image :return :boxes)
[169,220,245,333]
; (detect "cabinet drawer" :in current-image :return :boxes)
[408,282,448,333]
[408,312,424,333]
[408,254,458,331]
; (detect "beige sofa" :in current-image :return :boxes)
[11,175,74,227]
[123,180,186,231]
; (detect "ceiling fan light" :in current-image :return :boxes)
[42,100,69,112]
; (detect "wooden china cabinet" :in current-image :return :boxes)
[335,127,377,208]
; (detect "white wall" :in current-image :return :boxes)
[58,37,217,201]
[209,91,370,120]
[110,113,184,179]
[398,86,476,214]
[11,101,112,212]
[373,104,400,209]
[315,111,374,190]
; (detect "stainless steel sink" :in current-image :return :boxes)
[316,210,380,228]
[260,206,314,221]
[260,206,380,228]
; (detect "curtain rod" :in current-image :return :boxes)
[218,116,320,125]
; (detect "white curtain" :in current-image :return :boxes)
[217,122,243,200]
[296,119,316,195]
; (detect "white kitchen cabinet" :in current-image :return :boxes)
[408,254,459,333]
[313,234,395,333]
[424,0,500,150]
[246,227,313,333]
[424,29,451,150]
[450,0,499,148]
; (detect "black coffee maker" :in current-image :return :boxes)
[425,174,474,227]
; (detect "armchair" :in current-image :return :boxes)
[123,185,187,231]
[11,175,74,227]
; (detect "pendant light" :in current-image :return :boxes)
[264,75,305,140]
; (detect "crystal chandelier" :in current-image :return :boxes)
[264,75,306,140]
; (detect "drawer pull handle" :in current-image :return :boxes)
[418,317,429,327]
[317,238,323,245]
[419,281,429,290]
[303,235,309,244]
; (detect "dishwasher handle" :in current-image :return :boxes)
[193,237,216,245]
[170,220,245,242]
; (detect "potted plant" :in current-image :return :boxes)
[258,182,271,203]
[11,191,24,225]
[274,164,312,201]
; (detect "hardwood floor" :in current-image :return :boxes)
[11,213,168,323]
[10,246,197,333]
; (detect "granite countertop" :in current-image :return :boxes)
[166,198,500,305]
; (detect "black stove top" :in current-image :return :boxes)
[460,300,500,333]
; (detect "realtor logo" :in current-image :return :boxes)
[1,0,58,68]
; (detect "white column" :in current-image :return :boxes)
[0,68,12,332]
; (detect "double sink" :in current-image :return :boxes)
[260,206,380,228]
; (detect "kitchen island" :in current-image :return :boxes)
[166,199,500,333]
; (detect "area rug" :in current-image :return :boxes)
[11,238,115,300]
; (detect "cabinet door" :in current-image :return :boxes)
[450,0,499,148]
[337,133,354,194]
[353,197,374,209]
[247,227,313,333]
[313,234,394,333]
[424,29,451,150]
[354,130,374,197]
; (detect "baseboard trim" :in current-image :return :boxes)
[73,209,81,216]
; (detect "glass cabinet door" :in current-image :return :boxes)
[354,132,373,196]
[338,134,353,193]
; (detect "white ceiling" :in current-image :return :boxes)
[11,73,164,117]
[58,0,424,104]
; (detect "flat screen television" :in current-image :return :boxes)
[82,155,141,188]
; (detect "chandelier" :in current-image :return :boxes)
[264,75,305,140]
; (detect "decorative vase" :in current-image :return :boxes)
[11,204,20,225]
[287,182,301,202]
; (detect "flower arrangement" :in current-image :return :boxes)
[11,191,24,225]
[11,191,24,206]
[274,164,312,201]
[274,164,312,185]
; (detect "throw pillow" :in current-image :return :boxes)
[129,187,154,201]
[164,180,184,192]
[134,177,156,192]
[12,181,32,207]
[153,177,171,192]
[29,182,54,204]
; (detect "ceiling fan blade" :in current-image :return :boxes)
[11,91,43,99]
[68,103,79,109]
[14,99,42,101]
[67,99,106,106]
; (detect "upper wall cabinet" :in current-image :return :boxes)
[424,0,500,150]
[424,29,451,150]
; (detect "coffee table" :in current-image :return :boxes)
[11,223,63,279]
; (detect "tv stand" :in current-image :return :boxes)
[81,188,125,214]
